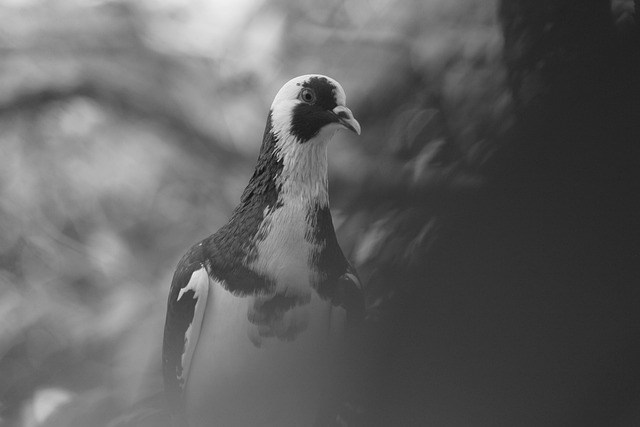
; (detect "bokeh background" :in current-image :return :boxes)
[1,1,639,426]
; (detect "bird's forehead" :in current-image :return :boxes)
[271,74,346,108]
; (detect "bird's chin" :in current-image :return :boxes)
[314,123,342,141]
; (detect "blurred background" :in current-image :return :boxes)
[0,0,639,426]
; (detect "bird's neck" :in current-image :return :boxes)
[240,116,331,211]
[213,119,341,290]
[275,132,330,207]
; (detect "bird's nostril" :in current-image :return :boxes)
[336,110,349,119]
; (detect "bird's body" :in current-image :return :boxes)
[162,75,363,427]
[184,277,340,427]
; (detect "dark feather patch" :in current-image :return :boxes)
[290,104,341,142]
[238,113,282,207]
[248,293,312,343]
[307,204,349,284]
[301,76,339,111]
[290,77,341,142]
[307,204,365,324]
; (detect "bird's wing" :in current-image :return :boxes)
[336,264,365,326]
[162,255,210,423]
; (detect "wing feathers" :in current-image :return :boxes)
[163,258,210,424]
[336,268,365,327]
[177,267,210,385]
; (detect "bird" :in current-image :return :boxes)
[162,74,364,427]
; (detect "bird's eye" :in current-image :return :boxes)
[299,88,316,104]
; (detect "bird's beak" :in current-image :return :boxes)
[332,106,361,136]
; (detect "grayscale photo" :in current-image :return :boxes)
[0,1,638,426]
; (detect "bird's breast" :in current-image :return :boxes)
[248,200,323,293]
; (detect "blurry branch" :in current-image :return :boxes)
[0,80,243,168]
[340,159,483,209]
[295,24,410,50]
[0,2,248,169]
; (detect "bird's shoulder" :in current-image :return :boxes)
[203,229,275,295]
[306,205,365,323]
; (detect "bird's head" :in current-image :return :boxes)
[270,74,361,143]
[246,74,360,207]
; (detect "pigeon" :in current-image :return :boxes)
[162,74,364,427]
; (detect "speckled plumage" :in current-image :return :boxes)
[162,75,362,427]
